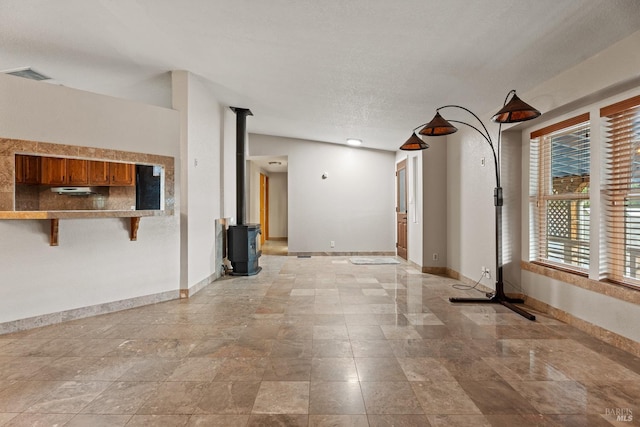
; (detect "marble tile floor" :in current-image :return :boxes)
[0,255,639,426]
[261,240,288,256]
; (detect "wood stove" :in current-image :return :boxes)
[227,107,262,276]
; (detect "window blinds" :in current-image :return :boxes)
[530,114,591,271]
[602,95,640,287]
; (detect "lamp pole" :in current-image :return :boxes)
[416,90,540,321]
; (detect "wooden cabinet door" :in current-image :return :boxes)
[66,159,89,185]
[88,161,110,185]
[110,162,135,186]
[41,157,67,185]
[23,156,41,184]
[15,155,25,184]
[15,155,41,184]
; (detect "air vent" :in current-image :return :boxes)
[2,67,50,81]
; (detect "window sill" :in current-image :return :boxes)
[521,261,640,305]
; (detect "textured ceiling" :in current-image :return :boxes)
[2,0,640,151]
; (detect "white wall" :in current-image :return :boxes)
[422,139,448,269]
[446,126,521,290]
[172,71,225,290]
[249,134,395,253]
[0,73,180,323]
[269,172,288,238]
[446,124,504,289]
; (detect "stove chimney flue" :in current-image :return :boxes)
[230,107,253,225]
[227,107,261,276]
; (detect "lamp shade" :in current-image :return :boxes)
[419,112,458,136]
[399,133,429,150]
[492,93,541,123]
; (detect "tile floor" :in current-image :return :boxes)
[0,254,639,426]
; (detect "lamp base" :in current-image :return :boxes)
[449,295,536,321]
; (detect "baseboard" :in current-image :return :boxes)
[524,295,640,358]
[288,251,396,257]
[422,266,448,275]
[268,237,288,241]
[0,289,180,336]
[181,271,220,299]
[445,267,461,280]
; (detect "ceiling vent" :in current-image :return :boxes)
[2,67,50,81]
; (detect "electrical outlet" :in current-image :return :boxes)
[330,241,335,248]
[482,267,491,279]
[481,157,485,167]
[433,253,438,261]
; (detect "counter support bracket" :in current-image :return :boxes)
[130,217,140,241]
[1,212,155,245]
[50,219,59,246]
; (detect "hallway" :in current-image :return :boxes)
[0,255,638,426]
[261,240,288,256]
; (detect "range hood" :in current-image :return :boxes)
[50,187,97,196]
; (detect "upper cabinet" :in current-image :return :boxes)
[40,157,89,185]
[88,161,135,186]
[67,159,89,185]
[15,155,41,185]
[109,162,135,186]
[88,161,110,185]
[32,157,134,187]
[40,157,66,185]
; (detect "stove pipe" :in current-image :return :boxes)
[227,107,261,276]
[230,107,253,224]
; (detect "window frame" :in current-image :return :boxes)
[601,94,640,289]
[529,113,591,273]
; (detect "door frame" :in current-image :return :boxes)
[396,159,408,260]
[260,173,269,245]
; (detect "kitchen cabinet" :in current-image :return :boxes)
[40,157,89,185]
[88,161,135,186]
[66,159,89,185]
[15,155,41,185]
[109,162,135,186]
[41,157,67,185]
[88,161,110,185]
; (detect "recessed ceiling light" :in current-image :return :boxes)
[347,138,362,146]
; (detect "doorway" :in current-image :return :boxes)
[396,159,408,259]
[247,157,288,256]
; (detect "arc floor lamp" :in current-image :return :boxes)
[401,90,541,321]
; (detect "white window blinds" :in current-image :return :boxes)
[602,95,640,287]
[530,113,591,272]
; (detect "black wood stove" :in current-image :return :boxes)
[227,107,262,276]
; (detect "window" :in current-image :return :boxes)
[602,95,640,287]
[530,114,591,272]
